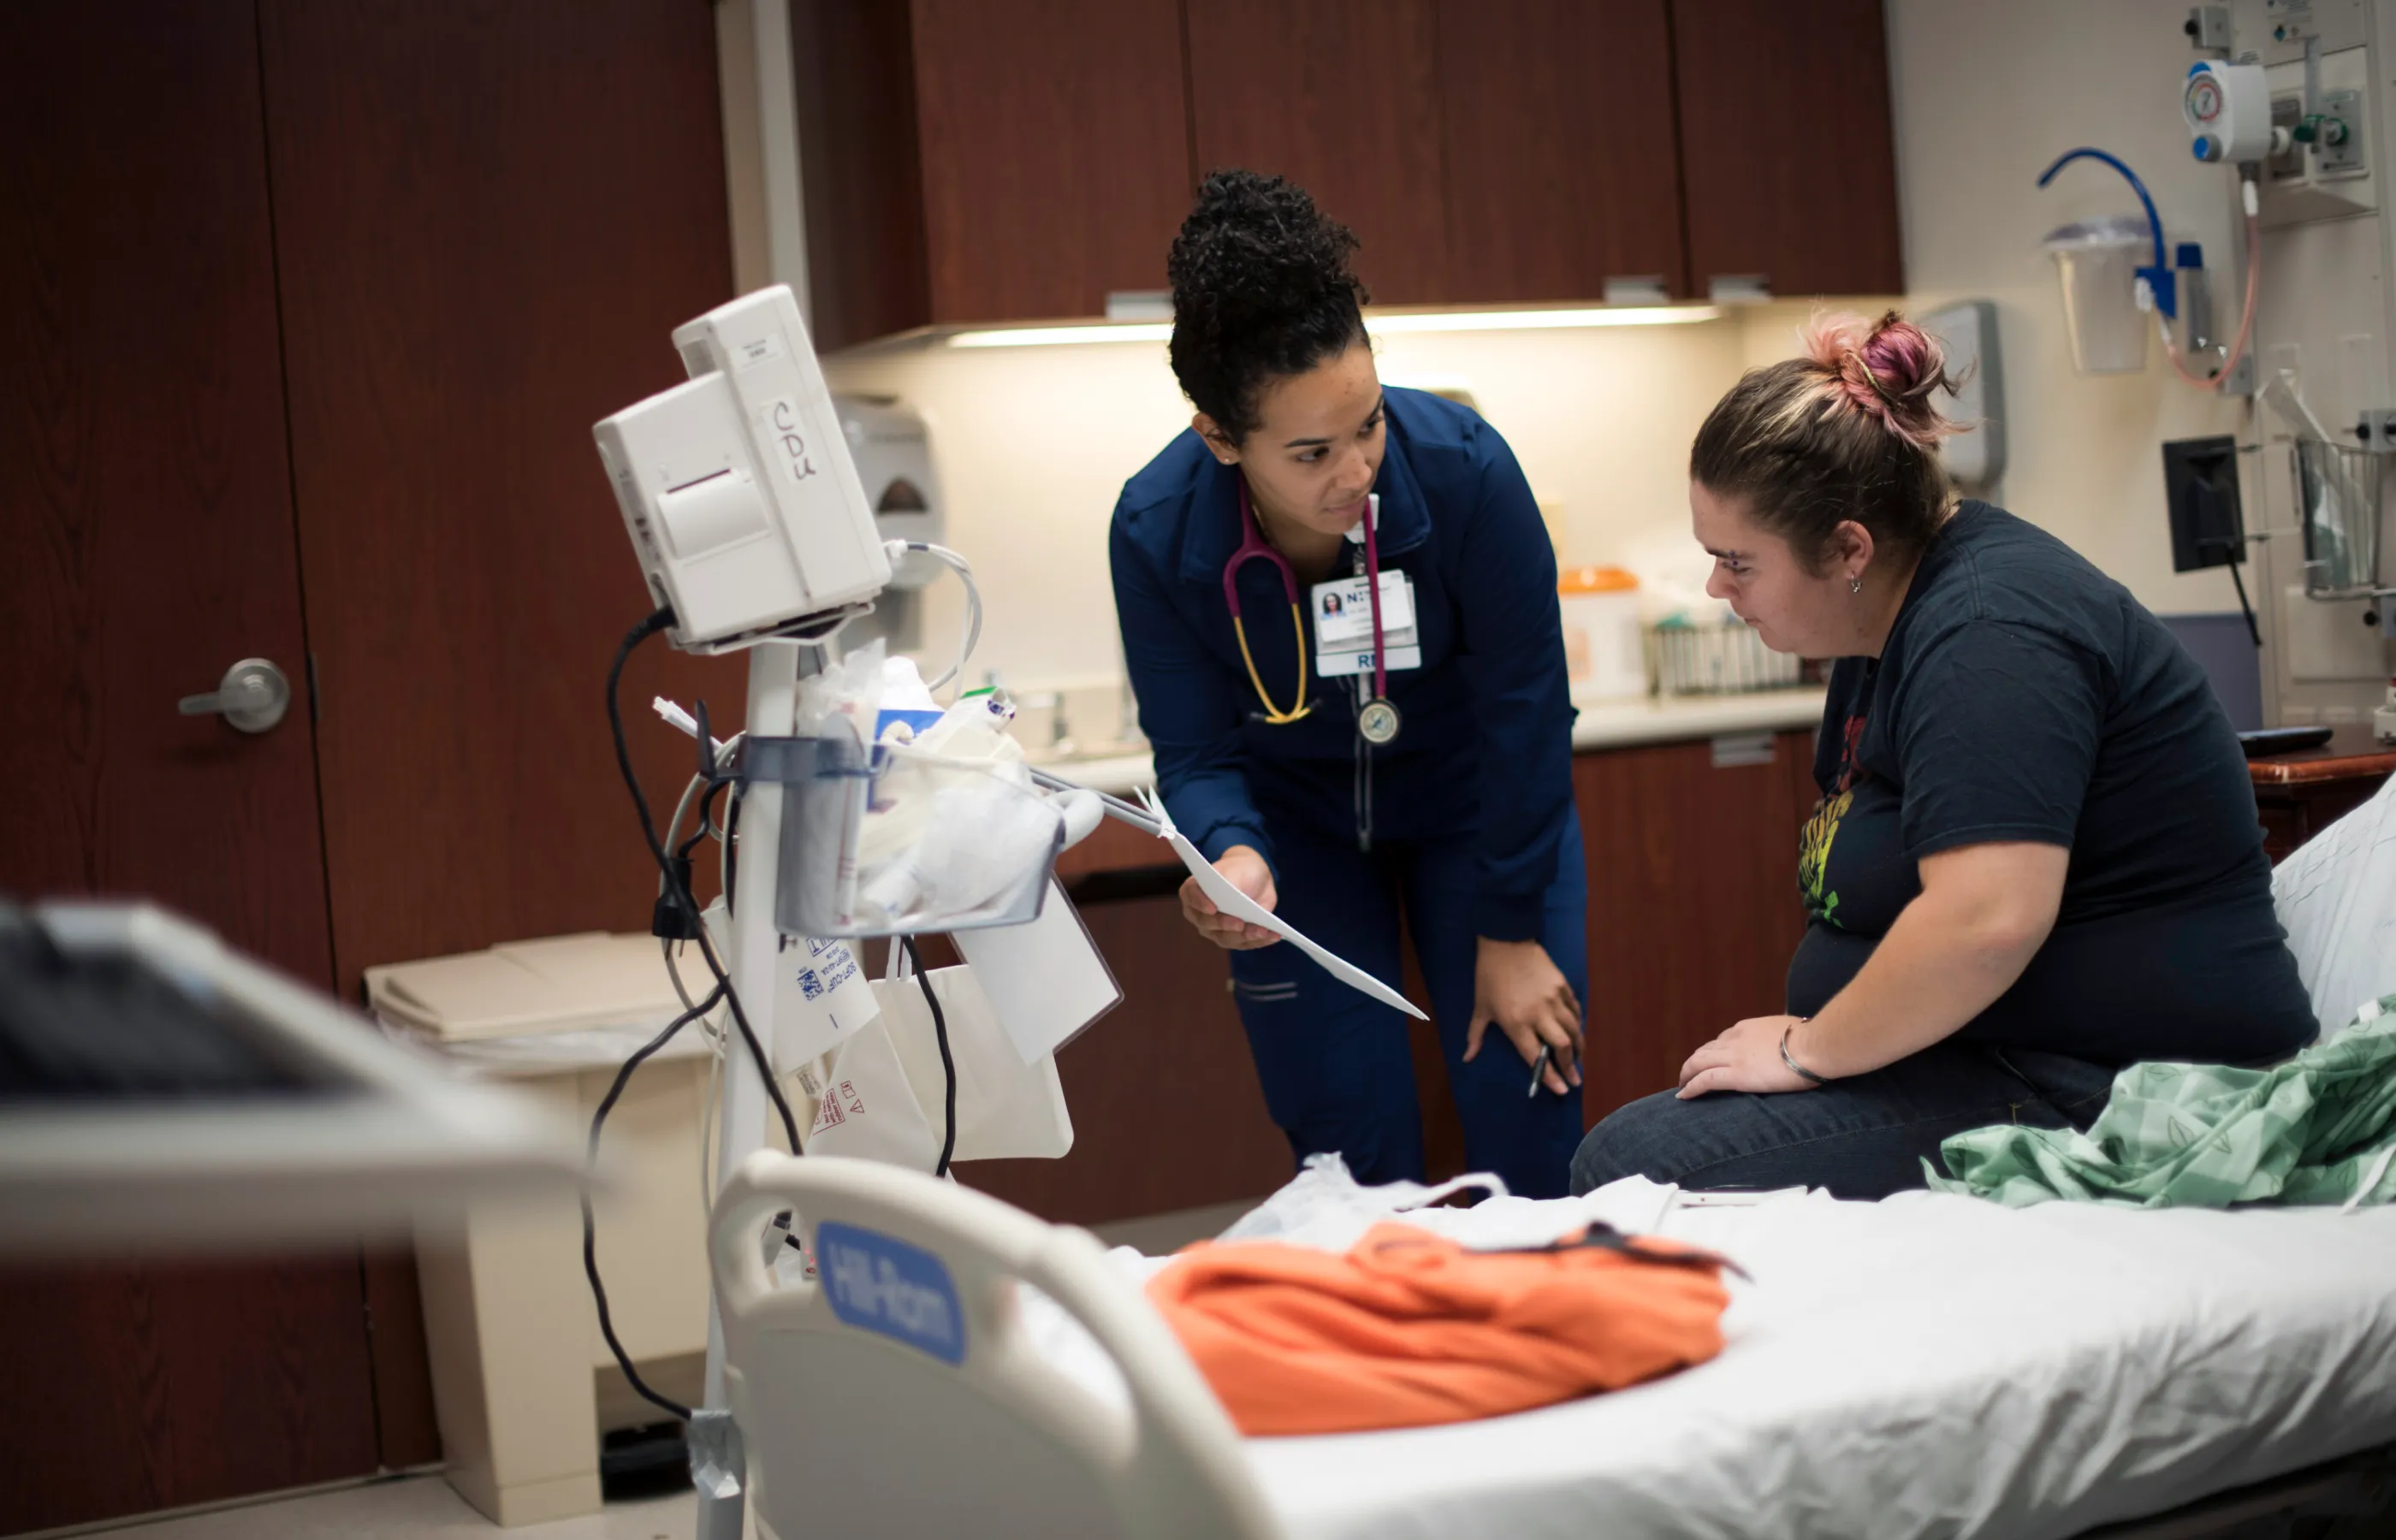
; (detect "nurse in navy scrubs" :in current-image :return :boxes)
[1110,170,1587,1197]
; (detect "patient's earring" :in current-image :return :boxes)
[1848,573,1864,595]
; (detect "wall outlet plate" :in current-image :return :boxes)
[2319,86,2367,175]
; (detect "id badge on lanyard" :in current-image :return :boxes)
[1309,569,1422,678]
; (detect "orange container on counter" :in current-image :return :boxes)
[1557,566,1646,698]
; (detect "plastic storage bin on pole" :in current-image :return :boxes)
[2044,216,2152,374]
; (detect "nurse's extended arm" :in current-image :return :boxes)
[1112,513,1273,858]
[1448,431,1584,1094]
[1675,841,2068,1098]
[1110,506,1283,948]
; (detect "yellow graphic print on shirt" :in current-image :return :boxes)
[1799,786,1853,927]
[1800,711,1869,929]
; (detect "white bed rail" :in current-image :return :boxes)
[709,1150,1279,1539]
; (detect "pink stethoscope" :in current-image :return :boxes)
[1221,477,1401,745]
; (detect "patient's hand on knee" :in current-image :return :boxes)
[1678,1014,1815,1099]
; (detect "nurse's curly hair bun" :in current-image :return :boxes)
[1168,169,1369,442]
[1692,309,1971,572]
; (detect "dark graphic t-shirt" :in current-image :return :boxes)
[1785,501,2315,1066]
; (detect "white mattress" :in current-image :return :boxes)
[1230,1189,2396,1540]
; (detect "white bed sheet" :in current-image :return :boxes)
[1221,1189,2396,1540]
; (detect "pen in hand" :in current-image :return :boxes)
[1527,1044,1552,1099]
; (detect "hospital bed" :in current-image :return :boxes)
[704,775,2396,1539]
[710,1150,2396,1539]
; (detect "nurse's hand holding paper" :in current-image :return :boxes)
[1183,845,1280,951]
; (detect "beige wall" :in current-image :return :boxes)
[825,320,1761,690]
[1883,0,2254,615]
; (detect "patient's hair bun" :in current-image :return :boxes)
[1800,310,1960,451]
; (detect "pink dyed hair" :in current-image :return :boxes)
[1689,308,1969,572]
[1799,310,1963,451]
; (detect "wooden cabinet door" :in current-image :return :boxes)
[792,0,933,352]
[1574,732,1818,1123]
[1186,1,1450,305]
[1671,0,1903,299]
[0,5,382,1531]
[908,0,1195,323]
[1435,0,1687,302]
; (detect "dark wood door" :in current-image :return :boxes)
[1435,0,1688,302]
[1671,0,1903,299]
[256,0,747,1007]
[1186,0,1450,305]
[908,0,1195,323]
[0,5,381,1531]
[253,5,747,1481]
[1575,732,1817,1123]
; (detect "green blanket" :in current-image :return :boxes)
[1930,997,2396,1209]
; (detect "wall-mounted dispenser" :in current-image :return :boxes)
[835,395,945,654]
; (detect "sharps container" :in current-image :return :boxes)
[2043,216,2151,374]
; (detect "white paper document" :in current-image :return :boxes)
[1142,797,1426,1020]
[952,878,1124,1064]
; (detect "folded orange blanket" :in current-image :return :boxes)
[1146,1222,1730,1436]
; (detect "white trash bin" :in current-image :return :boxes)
[367,933,720,1526]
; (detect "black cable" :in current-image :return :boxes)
[901,937,958,1178]
[2225,550,2263,647]
[687,775,730,852]
[676,779,726,863]
[721,788,742,915]
[582,980,723,1422]
[608,608,801,1154]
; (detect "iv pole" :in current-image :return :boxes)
[691,637,806,1540]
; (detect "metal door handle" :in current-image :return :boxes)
[178,658,292,733]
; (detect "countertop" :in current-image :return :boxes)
[1036,688,1827,797]
[2248,724,2396,786]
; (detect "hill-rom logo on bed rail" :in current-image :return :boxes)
[816,1221,966,1365]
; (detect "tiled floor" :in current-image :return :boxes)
[90,1477,723,1540]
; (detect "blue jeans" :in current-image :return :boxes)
[1568,1040,2119,1201]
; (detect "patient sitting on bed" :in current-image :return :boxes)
[1571,311,2316,1201]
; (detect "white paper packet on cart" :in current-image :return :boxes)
[800,1021,940,1170]
[873,962,1072,1161]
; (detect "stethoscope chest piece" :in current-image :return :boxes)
[1357,696,1402,746]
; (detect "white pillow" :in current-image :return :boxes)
[2270,772,2396,1041]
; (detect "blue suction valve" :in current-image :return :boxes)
[2035,147,2178,321]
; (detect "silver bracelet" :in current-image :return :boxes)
[1780,1022,1829,1087]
